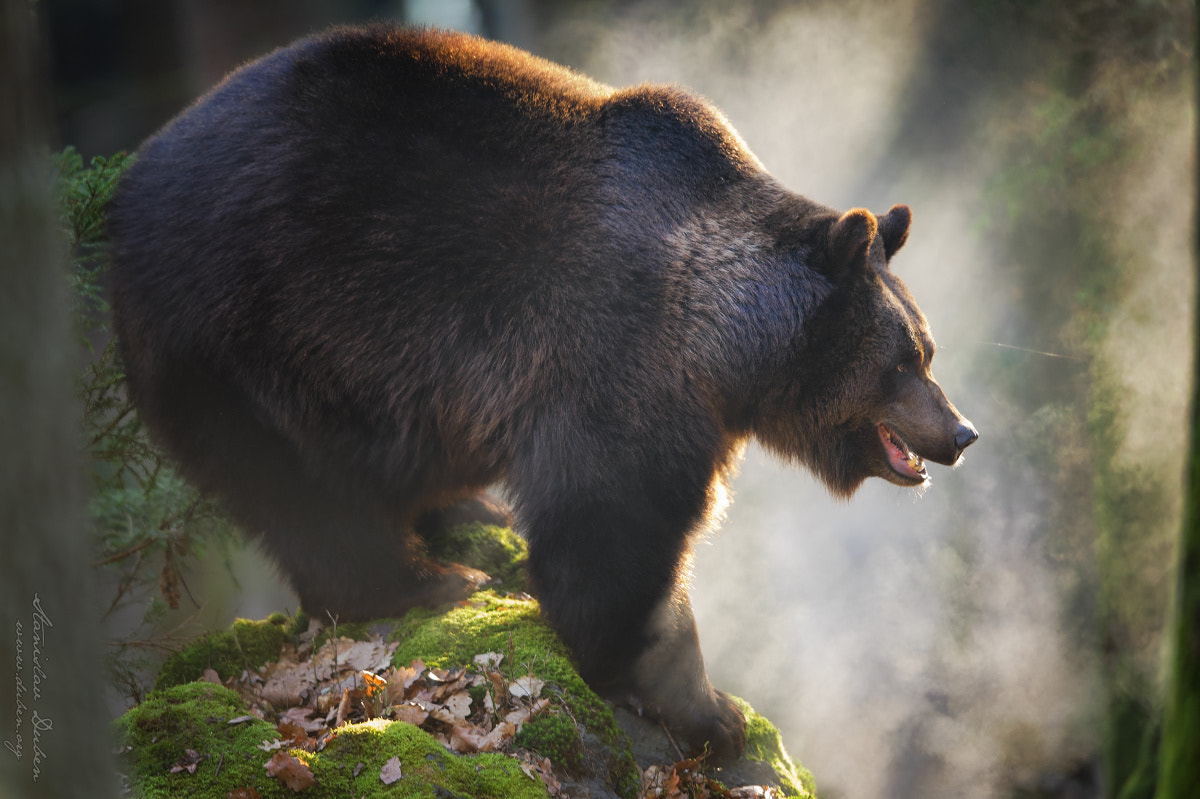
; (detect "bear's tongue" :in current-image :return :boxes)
[878,423,926,480]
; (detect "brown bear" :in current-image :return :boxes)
[107,24,977,761]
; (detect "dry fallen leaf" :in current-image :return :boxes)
[379,755,403,785]
[447,724,487,754]
[276,720,309,750]
[481,720,517,751]
[393,703,430,726]
[227,788,262,799]
[509,675,544,699]
[280,707,325,734]
[312,638,395,675]
[516,752,561,797]
[259,657,313,709]
[443,692,472,719]
[169,748,203,775]
[334,687,352,728]
[264,751,315,792]
[505,697,550,727]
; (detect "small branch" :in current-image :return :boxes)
[85,401,137,450]
[94,536,156,567]
[660,720,686,762]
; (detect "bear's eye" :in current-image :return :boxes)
[896,350,920,373]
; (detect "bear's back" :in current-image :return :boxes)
[107,25,769,464]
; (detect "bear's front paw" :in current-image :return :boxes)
[666,687,747,764]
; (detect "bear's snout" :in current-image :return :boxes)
[953,419,979,461]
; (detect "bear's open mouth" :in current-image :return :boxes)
[877,422,927,483]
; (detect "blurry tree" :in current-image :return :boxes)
[1,0,118,796]
[1155,26,1200,794]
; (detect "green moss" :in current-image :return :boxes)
[734,696,817,798]
[114,682,286,797]
[393,592,608,736]
[115,684,548,798]
[333,719,546,799]
[392,590,639,797]
[514,713,585,775]
[427,522,530,593]
[156,615,290,689]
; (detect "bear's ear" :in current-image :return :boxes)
[827,208,877,281]
[879,204,912,259]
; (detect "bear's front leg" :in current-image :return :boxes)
[627,591,747,761]
[517,456,747,761]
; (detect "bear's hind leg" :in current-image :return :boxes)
[129,362,487,621]
[244,489,490,623]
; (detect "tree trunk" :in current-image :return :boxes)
[0,1,118,796]
[1154,20,1200,798]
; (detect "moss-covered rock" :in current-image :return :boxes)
[155,613,293,689]
[391,590,641,797]
[114,683,548,798]
[115,682,283,796]
[120,522,817,798]
[736,697,817,797]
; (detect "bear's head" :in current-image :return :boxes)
[759,204,978,497]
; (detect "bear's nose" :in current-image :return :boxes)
[953,420,979,455]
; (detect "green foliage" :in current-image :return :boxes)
[54,147,240,697]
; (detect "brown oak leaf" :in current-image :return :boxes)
[276,720,310,750]
[393,703,430,726]
[264,751,315,792]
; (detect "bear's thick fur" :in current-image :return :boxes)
[108,25,976,760]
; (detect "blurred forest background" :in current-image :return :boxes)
[28,0,1196,798]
